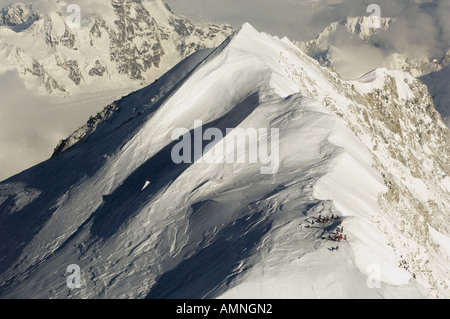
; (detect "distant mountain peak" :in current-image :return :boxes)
[0,0,234,95]
[0,2,39,29]
[296,15,450,77]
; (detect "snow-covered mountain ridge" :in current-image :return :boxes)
[294,15,450,129]
[0,23,449,299]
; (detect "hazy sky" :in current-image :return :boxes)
[0,70,125,181]
[164,0,426,41]
[165,0,326,41]
[165,0,450,79]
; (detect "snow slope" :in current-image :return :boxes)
[293,14,450,127]
[0,23,449,299]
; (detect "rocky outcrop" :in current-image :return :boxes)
[0,3,38,27]
[0,0,234,94]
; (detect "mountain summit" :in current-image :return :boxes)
[0,23,449,299]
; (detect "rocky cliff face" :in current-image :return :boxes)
[346,70,450,297]
[275,44,450,297]
[0,0,233,95]
[294,15,450,130]
[0,2,38,27]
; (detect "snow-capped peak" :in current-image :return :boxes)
[295,16,393,60]
[0,0,234,95]
[0,2,37,25]
[0,23,449,299]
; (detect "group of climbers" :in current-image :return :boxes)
[317,214,340,223]
[330,221,345,241]
[327,220,347,242]
[303,214,348,250]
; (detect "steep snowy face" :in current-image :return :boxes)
[0,0,233,95]
[0,24,449,299]
[341,68,450,298]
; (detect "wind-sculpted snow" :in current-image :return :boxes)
[0,23,448,299]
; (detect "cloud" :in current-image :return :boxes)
[164,0,334,41]
[302,0,450,78]
[305,0,450,62]
[166,0,450,64]
[0,0,115,25]
[374,1,448,59]
[0,69,115,181]
[326,28,387,79]
[0,70,58,180]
